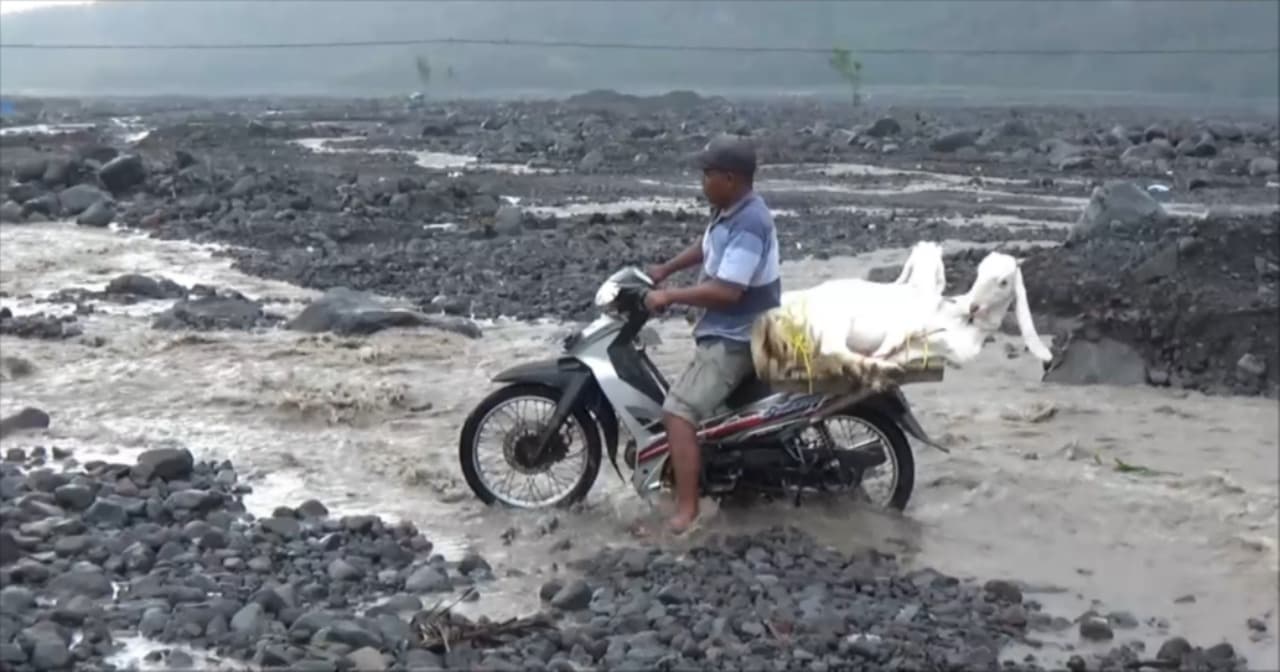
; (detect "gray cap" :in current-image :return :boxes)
[695,134,757,178]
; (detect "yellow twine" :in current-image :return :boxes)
[777,300,816,394]
[900,330,943,371]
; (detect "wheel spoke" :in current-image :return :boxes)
[467,393,597,508]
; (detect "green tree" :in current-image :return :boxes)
[828,47,864,106]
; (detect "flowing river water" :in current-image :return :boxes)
[0,156,1276,669]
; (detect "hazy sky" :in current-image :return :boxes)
[0,0,94,15]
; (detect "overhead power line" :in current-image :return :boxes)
[0,36,1275,55]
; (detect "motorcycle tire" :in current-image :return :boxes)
[824,407,916,511]
[458,383,603,508]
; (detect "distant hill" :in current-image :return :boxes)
[1,0,1276,99]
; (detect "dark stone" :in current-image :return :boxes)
[286,287,481,339]
[98,154,147,194]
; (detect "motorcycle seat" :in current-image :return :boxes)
[725,373,777,409]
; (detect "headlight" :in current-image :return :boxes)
[594,281,620,309]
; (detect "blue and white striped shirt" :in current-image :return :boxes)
[693,191,782,343]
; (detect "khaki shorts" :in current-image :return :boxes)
[662,337,755,424]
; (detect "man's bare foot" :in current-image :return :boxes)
[667,509,699,535]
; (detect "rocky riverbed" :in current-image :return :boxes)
[1,91,1277,670]
[0,447,1257,671]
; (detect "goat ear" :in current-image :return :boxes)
[1012,267,1053,362]
[1014,257,1025,267]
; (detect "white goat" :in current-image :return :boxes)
[892,240,946,297]
[751,251,1052,390]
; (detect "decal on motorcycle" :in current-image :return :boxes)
[761,395,825,420]
[634,412,767,463]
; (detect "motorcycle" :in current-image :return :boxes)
[457,267,947,511]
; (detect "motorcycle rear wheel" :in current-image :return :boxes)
[822,407,916,511]
[458,383,603,508]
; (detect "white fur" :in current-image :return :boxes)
[892,241,946,296]
[780,250,1053,366]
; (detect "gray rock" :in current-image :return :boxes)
[345,647,387,671]
[930,129,979,153]
[578,149,605,172]
[82,497,128,527]
[165,488,220,511]
[982,579,1023,604]
[1237,353,1267,378]
[328,558,365,582]
[151,292,275,332]
[98,154,146,194]
[75,200,114,227]
[133,447,194,481]
[458,551,491,577]
[405,566,451,593]
[48,568,112,599]
[1044,337,1148,387]
[1079,616,1114,641]
[52,484,95,511]
[27,630,71,670]
[493,205,524,236]
[1157,636,1192,661]
[259,516,301,538]
[1071,180,1167,242]
[51,594,95,626]
[864,117,902,138]
[1248,156,1279,177]
[297,499,329,518]
[286,287,481,339]
[231,602,268,636]
[321,620,382,649]
[0,585,35,614]
[57,184,111,216]
[0,407,50,440]
[228,175,257,198]
[106,273,186,299]
[0,200,23,223]
[549,580,592,611]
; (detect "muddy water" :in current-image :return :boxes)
[2,198,1277,666]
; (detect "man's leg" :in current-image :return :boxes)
[661,412,701,531]
[660,340,754,532]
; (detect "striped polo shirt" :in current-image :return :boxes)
[693,191,782,343]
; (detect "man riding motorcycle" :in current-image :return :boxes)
[642,134,782,534]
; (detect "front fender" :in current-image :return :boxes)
[492,357,623,477]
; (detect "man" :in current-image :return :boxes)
[643,134,781,534]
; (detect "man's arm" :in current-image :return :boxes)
[648,241,703,284]
[649,227,764,312]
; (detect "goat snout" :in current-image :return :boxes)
[968,303,981,317]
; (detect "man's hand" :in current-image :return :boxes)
[643,289,671,313]
[645,264,669,286]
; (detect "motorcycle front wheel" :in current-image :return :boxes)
[458,383,603,508]
[821,408,916,511]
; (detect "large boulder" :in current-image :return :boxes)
[1069,181,1167,242]
[0,201,23,223]
[1044,337,1148,387]
[1249,156,1278,177]
[106,274,187,299]
[58,184,111,216]
[75,201,114,227]
[152,290,280,332]
[0,407,51,440]
[97,154,146,195]
[286,287,481,338]
[929,129,979,153]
